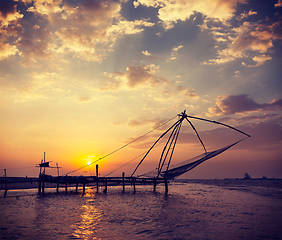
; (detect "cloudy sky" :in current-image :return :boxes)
[1,0,281,179]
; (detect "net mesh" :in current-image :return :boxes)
[140,139,245,179]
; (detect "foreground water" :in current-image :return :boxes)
[0,180,281,240]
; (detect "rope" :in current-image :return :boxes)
[104,151,147,177]
[63,115,177,176]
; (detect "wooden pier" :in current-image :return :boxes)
[35,153,170,196]
[37,172,168,195]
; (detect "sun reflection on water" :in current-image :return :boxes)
[70,197,104,240]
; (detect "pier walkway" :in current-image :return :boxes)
[38,173,169,195]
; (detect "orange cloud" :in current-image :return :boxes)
[252,54,272,66]
[104,64,167,89]
[101,65,199,108]
[237,10,257,20]
[275,0,282,7]
[142,50,151,56]
[1,0,155,64]
[27,0,62,15]
[231,23,273,53]
[0,42,18,60]
[176,86,199,99]
[168,45,183,60]
[206,21,278,65]
[135,0,247,29]
[0,0,23,26]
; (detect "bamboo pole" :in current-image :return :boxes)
[42,153,45,195]
[103,179,107,194]
[4,169,7,197]
[38,160,42,194]
[165,177,168,195]
[133,177,136,194]
[42,180,45,195]
[82,183,85,195]
[122,172,125,193]
[153,177,156,193]
[38,180,41,194]
[96,164,99,192]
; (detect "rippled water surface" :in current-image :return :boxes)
[1,180,281,240]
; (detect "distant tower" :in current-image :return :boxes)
[244,173,251,179]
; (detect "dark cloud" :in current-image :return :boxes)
[177,120,282,151]
[218,113,281,123]
[0,0,16,18]
[209,94,282,115]
[272,20,282,39]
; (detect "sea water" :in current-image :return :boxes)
[0,180,281,240]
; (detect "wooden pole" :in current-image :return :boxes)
[38,159,42,194]
[57,182,59,193]
[133,177,136,194]
[96,164,99,192]
[56,163,59,176]
[153,177,157,193]
[43,152,45,175]
[76,183,78,193]
[42,180,45,195]
[165,177,168,195]
[103,179,107,194]
[4,169,7,197]
[65,183,67,194]
[82,183,85,195]
[38,180,41,194]
[42,153,45,195]
[122,172,125,193]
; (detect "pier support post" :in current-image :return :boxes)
[165,178,168,195]
[4,169,7,197]
[153,177,157,193]
[42,180,45,195]
[122,172,125,193]
[57,182,59,193]
[82,183,85,195]
[133,178,136,194]
[76,183,78,193]
[103,179,107,194]
[65,183,67,194]
[96,164,99,192]
[38,180,41,194]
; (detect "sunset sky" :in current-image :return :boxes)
[1,0,281,179]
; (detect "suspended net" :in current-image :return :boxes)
[140,138,245,179]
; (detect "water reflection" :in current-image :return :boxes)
[71,197,103,239]
[1,183,280,240]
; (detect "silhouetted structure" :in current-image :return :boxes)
[0,111,250,197]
